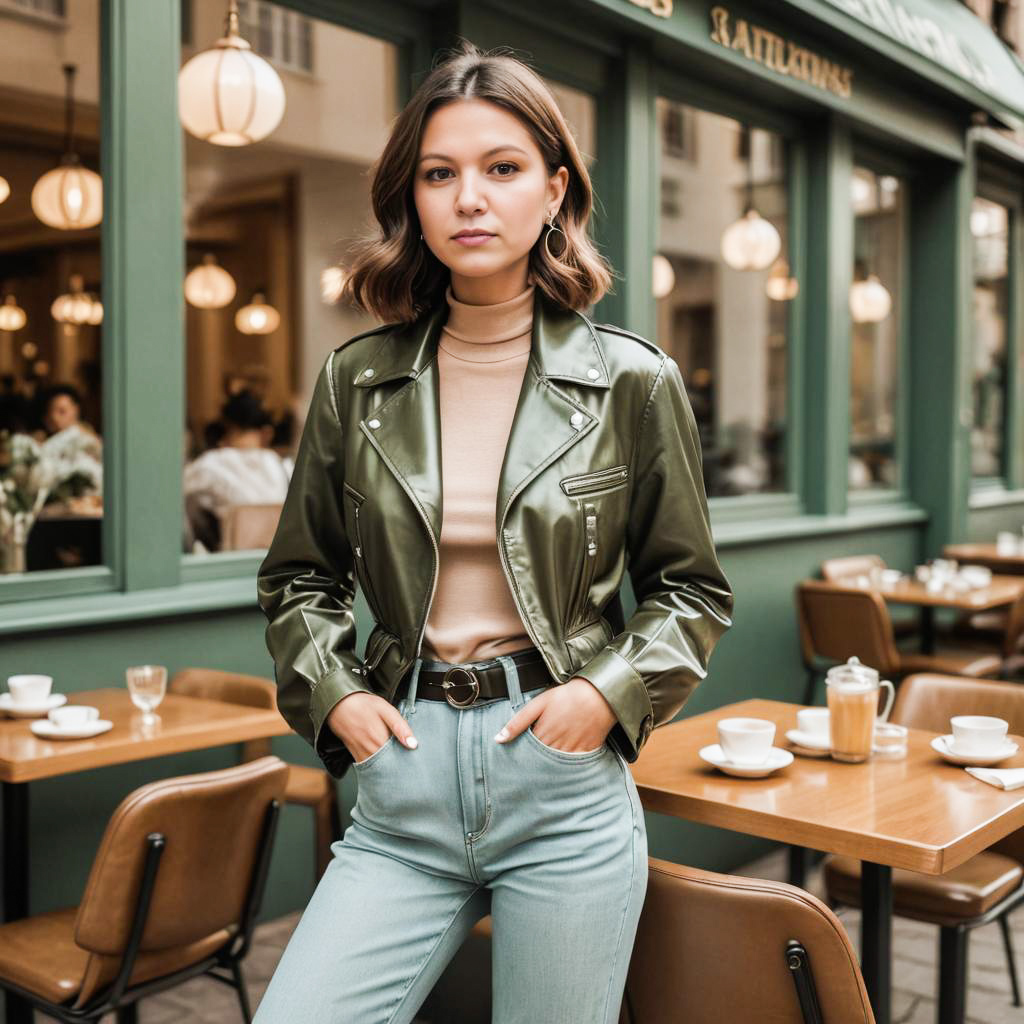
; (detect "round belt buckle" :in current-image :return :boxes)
[441,666,480,708]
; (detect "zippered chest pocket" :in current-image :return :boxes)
[559,464,630,636]
[343,482,386,623]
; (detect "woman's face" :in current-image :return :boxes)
[413,98,568,304]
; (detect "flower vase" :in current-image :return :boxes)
[0,511,33,574]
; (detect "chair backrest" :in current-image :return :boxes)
[221,503,282,551]
[169,668,278,761]
[795,580,899,677]
[820,554,886,583]
[619,857,874,1023]
[893,673,1024,866]
[74,756,288,961]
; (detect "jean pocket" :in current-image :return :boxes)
[352,698,407,770]
[525,725,611,764]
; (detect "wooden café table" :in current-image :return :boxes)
[0,687,291,1023]
[629,697,1024,1024]
[834,571,1024,654]
[944,542,1024,575]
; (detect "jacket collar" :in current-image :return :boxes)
[351,285,610,390]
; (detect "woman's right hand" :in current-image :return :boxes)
[326,691,418,763]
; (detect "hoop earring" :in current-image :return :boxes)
[544,213,566,261]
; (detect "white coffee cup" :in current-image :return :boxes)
[997,532,1019,555]
[796,707,830,741]
[8,674,53,706]
[48,705,99,730]
[950,715,1008,755]
[718,717,776,765]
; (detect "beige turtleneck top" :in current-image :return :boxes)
[420,281,535,665]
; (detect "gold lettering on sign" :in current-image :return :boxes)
[709,6,853,99]
[628,0,672,18]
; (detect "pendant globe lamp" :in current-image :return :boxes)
[31,64,103,230]
[51,273,102,326]
[0,294,26,332]
[720,123,781,272]
[765,258,799,301]
[185,253,236,308]
[178,0,286,147]
[849,258,892,324]
[235,289,280,335]
[0,177,9,205]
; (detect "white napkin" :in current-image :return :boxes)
[965,767,1024,790]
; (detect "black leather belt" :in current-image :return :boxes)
[399,646,556,708]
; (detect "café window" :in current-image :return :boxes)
[0,5,104,576]
[969,195,1010,482]
[655,97,792,498]
[180,4,399,557]
[849,165,905,493]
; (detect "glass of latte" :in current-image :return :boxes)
[825,658,895,763]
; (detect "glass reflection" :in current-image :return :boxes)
[969,196,1009,481]
[0,3,103,575]
[656,98,791,497]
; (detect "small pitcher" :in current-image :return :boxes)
[825,657,895,763]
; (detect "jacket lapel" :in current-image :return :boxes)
[352,287,611,543]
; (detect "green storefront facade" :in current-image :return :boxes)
[4,0,1024,926]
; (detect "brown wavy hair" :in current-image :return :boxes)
[339,38,615,323]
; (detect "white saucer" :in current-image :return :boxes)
[0,693,68,718]
[30,719,113,740]
[698,744,794,777]
[785,728,831,754]
[931,734,1019,766]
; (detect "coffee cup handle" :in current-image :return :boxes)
[877,680,895,723]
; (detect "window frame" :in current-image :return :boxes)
[651,65,807,520]
[846,138,914,509]
[968,168,1022,496]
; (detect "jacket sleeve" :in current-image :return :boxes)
[256,352,371,776]
[573,354,733,762]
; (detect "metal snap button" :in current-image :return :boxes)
[368,418,381,429]
[363,368,375,378]
[570,412,585,428]
[587,368,600,380]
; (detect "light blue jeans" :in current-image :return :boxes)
[253,651,648,1024]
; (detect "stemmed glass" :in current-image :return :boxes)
[126,665,167,724]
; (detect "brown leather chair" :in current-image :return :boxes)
[823,673,1024,1023]
[0,756,287,1023]
[820,554,919,642]
[420,858,875,1023]
[795,580,1002,705]
[170,668,343,884]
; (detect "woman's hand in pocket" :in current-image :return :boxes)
[494,677,617,752]
[327,691,418,763]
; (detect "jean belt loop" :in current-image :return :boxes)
[495,653,526,711]
[405,658,423,714]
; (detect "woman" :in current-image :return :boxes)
[255,39,732,1024]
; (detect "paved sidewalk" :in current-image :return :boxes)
[46,846,1022,1023]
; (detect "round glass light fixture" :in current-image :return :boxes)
[849,273,892,323]
[721,209,781,271]
[31,65,103,230]
[235,291,280,335]
[178,0,286,147]
[0,177,9,205]
[0,295,26,332]
[185,253,236,308]
[652,253,676,299]
[51,273,103,326]
[320,265,347,305]
[765,259,799,301]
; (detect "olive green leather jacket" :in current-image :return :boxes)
[256,289,733,779]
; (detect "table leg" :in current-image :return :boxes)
[860,860,892,1024]
[787,845,813,888]
[920,606,936,655]
[2,781,32,1024]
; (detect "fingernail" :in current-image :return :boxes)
[495,728,509,742]
[406,736,418,749]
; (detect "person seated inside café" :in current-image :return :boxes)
[183,389,294,553]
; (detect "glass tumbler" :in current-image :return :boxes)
[126,664,167,723]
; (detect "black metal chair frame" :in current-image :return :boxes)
[832,875,1024,1024]
[0,798,281,1024]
